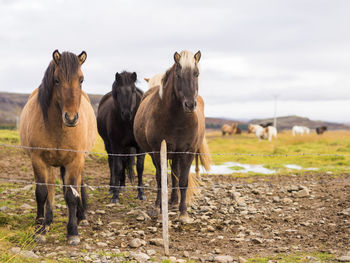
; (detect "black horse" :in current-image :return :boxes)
[97,71,146,203]
[316,126,327,135]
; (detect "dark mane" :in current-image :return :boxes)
[37,52,80,122]
[112,71,137,101]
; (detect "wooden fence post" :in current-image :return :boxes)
[160,140,169,256]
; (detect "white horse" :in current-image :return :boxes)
[292,125,310,136]
[248,124,277,141]
[265,126,277,141]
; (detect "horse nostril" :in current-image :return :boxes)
[64,112,70,121]
[73,113,79,122]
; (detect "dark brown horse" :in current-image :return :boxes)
[97,71,146,203]
[19,50,97,245]
[134,50,211,223]
[316,126,327,135]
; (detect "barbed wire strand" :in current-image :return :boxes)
[1,143,350,157]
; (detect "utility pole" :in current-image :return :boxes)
[273,95,278,128]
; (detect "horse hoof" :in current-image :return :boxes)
[34,234,46,243]
[136,194,147,201]
[79,219,89,226]
[110,198,119,204]
[67,235,80,245]
[179,214,194,224]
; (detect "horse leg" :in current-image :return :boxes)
[45,167,55,230]
[108,154,114,194]
[111,156,122,203]
[169,157,179,209]
[178,154,195,224]
[119,157,127,192]
[64,161,83,245]
[77,172,88,226]
[136,152,146,200]
[32,157,49,243]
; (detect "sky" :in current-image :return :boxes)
[0,0,350,123]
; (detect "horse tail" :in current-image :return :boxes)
[199,137,211,172]
[126,156,135,184]
[186,136,211,205]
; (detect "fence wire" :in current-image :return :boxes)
[1,143,350,157]
[1,142,350,190]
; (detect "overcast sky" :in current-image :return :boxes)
[1,0,350,122]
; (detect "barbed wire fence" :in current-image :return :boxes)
[0,142,350,190]
[1,141,350,255]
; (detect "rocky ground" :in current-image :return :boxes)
[1,150,350,262]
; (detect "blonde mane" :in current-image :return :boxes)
[178,50,197,70]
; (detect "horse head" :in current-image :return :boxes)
[52,50,86,127]
[112,71,138,122]
[172,50,201,113]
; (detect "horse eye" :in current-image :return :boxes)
[54,78,60,85]
[194,71,199,77]
[80,78,84,84]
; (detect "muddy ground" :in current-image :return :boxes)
[0,148,350,262]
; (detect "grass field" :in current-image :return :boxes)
[2,129,350,176]
[0,129,349,262]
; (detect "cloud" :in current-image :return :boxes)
[0,0,350,121]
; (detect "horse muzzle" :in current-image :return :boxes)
[183,101,197,113]
[63,112,79,127]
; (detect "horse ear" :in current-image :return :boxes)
[53,50,61,65]
[131,72,137,82]
[194,51,201,63]
[144,78,150,83]
[174,52,181,64]
[78,51,87,65]
[115,72,122,84]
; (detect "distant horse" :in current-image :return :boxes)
[316,126,327,135]
[265,126,277,141]
[19,50,97,245]
[97,71,146,203]
[292,125,310,136]
[248,124,277,141]
[260,122,273,128]
[134,50,211,223]
[221,122,239,136]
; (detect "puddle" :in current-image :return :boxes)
[191,162,319,175]
[284,164,318,171]
[191,162,276,175]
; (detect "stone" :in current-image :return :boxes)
[150,238,164,246]
[146,249,156,256]
[20,204,34,210]
[20,250,39,258]
[252,237,263,244]
[295,188,310,198]
[22,185,33,191]
[129,238,142,248]
[238,256,247,263]
[9,247,21,254]
[214,255,234,263]
[96,209,106,214]
[147,227,157,233]
[46,252,58,257]
[136,216,145,221]
[97,242,108,247]
[183,251,190,257]
[337,256,350,262]
[130,252,150,263]
[282,198,293,204]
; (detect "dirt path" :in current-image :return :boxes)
[1,149,350,262]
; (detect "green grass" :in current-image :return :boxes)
[206,130,350,175]
[248,252,335,263]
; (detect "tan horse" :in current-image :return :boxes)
[221,122,239,135]
[134,50,211,223]
[19,50,97,245]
